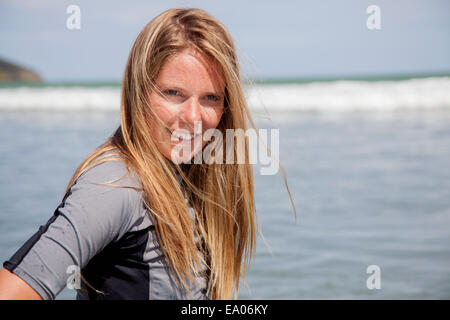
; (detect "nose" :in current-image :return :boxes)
[182,97,202,131]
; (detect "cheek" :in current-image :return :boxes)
[151,104,176,130]
[202,107,224,130]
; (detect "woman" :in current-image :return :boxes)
[0,8,294,300]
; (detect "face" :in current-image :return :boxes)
[147,48,225,163]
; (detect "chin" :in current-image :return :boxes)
[165,147,194,164]
[170,154,193,164]
[168,139,205,164]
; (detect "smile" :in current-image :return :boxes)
[167,128,202,142]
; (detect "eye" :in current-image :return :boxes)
[165,89,180,96]
[162,89,186,103]
[206,94,220,101]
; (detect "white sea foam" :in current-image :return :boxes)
[1,77,449,112]
[0,86,120,111]
[246,77,450,112]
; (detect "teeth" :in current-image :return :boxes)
[171,130,199,141]
[174,133,192,140]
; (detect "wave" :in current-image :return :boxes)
[1,77,449,112]
[246,77,450,112]
[0,86,120,111]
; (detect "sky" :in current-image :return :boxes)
[0,0,449,82]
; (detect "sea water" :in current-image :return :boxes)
[1,76,449,299]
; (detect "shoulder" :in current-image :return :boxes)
[73,158,143,208]
[60,156,148,242]
[77,155,142,190]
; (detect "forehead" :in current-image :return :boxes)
[156,48,225,92]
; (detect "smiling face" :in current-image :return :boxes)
[147,47,225,163]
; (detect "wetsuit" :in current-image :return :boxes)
[2,152,208,300]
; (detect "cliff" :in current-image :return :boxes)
[0,58,43,83]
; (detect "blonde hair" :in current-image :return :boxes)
[63,8,295,299]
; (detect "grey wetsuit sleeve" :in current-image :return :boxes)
[2,160,143,300]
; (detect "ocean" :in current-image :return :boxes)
[1,75,450,299]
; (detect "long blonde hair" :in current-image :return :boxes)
[63,8,295,299]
